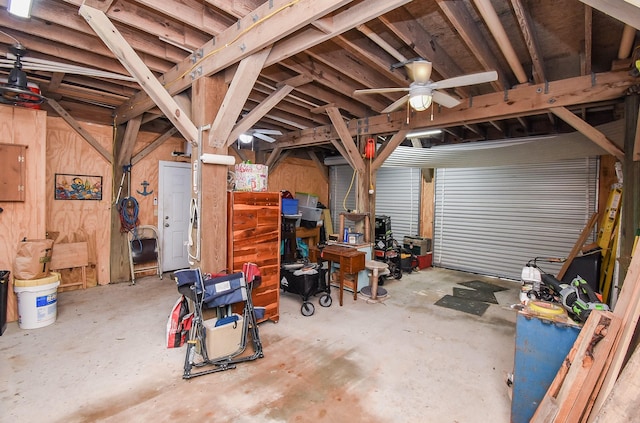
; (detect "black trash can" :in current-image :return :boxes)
[0,270,9,336]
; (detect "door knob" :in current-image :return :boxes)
[165,223,170,227]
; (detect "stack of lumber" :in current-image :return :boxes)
[531,250,640,422]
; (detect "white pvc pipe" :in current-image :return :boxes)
[200,153,236,166]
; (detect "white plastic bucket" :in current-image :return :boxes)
[14,272,60,329]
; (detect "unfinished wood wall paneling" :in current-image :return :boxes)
[46,118,113,286]
[268,156,330,206]
[128,133,185,278]
[0,105,47,322]
[130,133,185,227]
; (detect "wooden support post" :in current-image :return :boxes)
[191,76,230,273]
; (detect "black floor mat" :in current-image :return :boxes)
[434,295,491,316]
[458,280,508,292]
[452,287,499,304]
[434,280,508,316]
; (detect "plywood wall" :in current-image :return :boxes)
[128,134,187,228]
[267,156,329,206]
[0,105,47,323]
[46,118,113,288]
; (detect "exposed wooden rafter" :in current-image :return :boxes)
[279,71,636,146]
[46,98,113,163]
[473,0,528,84]
[510,0,546,83]
[436,0,509,91]
[209,47,272,148]
[79,4,199,143]
[326,106,365,174]
[549,106,624,159]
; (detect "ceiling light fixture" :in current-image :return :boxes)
[406,128,442,138]
[9,0,33,18]
[408,85,433,112]
[238,133,253,144]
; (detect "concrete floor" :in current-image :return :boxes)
[1,267,520,422]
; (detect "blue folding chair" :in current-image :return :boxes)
[174,267,264,379]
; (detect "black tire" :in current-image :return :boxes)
[319,294,332,307]
[392,266,402,279]
[301,302,315,316]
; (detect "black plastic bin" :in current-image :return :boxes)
[0,270,9,336]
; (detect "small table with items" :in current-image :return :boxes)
[309,244,366,306]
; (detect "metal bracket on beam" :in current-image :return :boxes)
[191,49,203,64]
[591,72,597,87]
[362,117,369,134]
[468,96,473,108]
[190,67,203,80]
[504,88,509,102]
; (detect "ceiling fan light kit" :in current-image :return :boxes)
[239,133,254,144]
[405,59,433,84]
[8,0,32,18]
[408,85,433,112]
[0,44,45,106]
[353,58,498,113]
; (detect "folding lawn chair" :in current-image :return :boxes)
[174,264,264,379]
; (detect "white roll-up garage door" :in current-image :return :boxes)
[374,167,421,241]
[434,158,599,280]
[329,165,421,242]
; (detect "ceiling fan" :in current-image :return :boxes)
[239,129,283,144]
[0,30,136,107]
[0,43,45,106]
[353,59,498,113]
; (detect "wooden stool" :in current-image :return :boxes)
[361,260,388,301]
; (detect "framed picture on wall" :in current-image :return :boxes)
[54,174,103,200]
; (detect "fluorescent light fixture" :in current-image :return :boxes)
[238,133,253,144]
[406,128,442,138]
[9,0,32,18]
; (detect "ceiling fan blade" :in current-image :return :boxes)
[353,87,409,96]
[382,94,410,113]
[5,54,136,82]
[431,70,498,90]
[405,60,432,84]
[253,129,282,135]
[432,90,461,108]
[253,132,276,143]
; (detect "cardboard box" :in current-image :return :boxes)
[203,314,243,359]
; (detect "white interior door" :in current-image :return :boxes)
[158,161,191,272]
